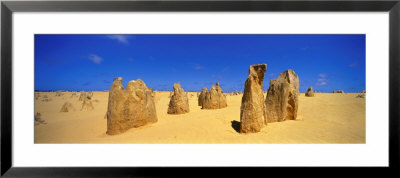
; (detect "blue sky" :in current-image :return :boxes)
[35,34,365,93]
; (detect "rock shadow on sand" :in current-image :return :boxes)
[231,120,240,133]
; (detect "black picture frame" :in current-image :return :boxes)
[1,0,399,177]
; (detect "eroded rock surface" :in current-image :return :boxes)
[60,102,75,112]
[265,69,300,123]
[79,91,87,101]
[34,112,46,125]
[240,64,267,133]
[200,82,227,109]
[106,77,158,135]
[87,92,93,99]
[167,83,190,114]
[81,97,94,111]
[305,86,315,97]
[198,87,207,106]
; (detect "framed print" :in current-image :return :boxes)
[1,0,400,177]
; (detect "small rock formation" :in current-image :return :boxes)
[356,93,366,98]
[55,91,64,96]
[81,97,94,111]
[200,82,227,109]
[87,91,93,99]
[35,93,41,100]
[198,87,207,106]
[78,91,93,100]
[167,83,190,114]
[361,90,366,93]
[265,69,300,123]
[34,112,46,125]
[41,95,52,102]
[332,90,344,93]
[79,91,87,101]
[240,64,267,133]
[106,77,158,135]
[60,102,75,112]
[305,86,315,97]
[234,90,240,95]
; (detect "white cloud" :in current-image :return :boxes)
[318,73,327,78]
[88,54,103,64]
[194,64,204,70]
[107,35,129,44]
[316,73,328,86]
[317,78,328,82]
[316,81,327,86]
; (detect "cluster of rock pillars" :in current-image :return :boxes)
[105,64,315,135]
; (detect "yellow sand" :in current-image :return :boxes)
[34,92,365,144]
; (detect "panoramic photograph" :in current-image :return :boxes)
[34,34,366,144]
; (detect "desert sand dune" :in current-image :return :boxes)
[34,92,365,144]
